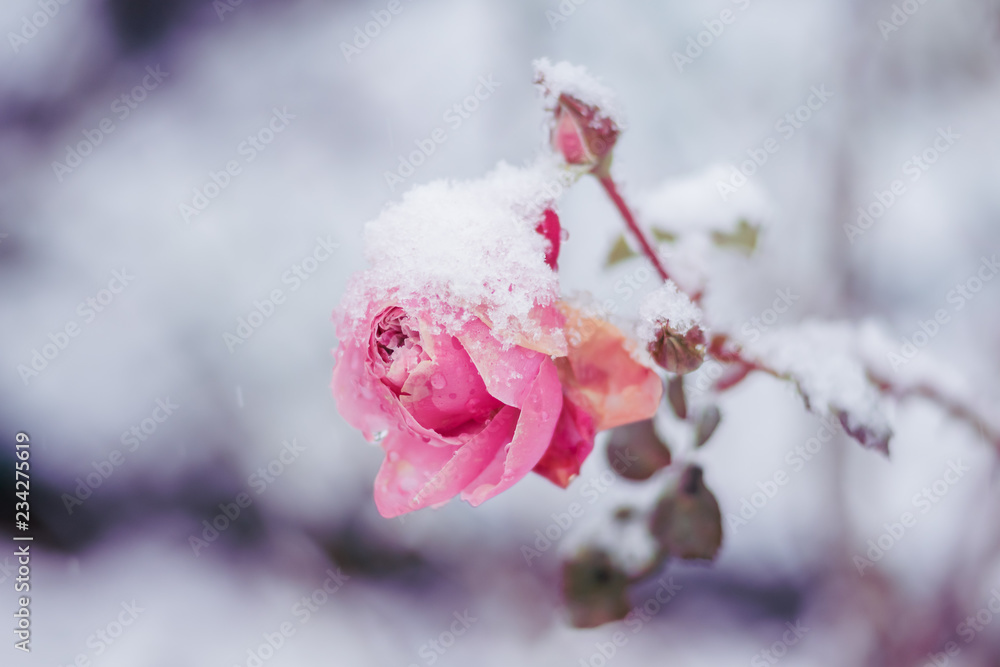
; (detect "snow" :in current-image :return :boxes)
[340,157,566,346]
[857,321,1000,436]
[744,321,893,453]
[638,281,702,339]
[533,57,625,128]
[628,166,774,310]
[5,0,1000,664]
[639,164,772,235]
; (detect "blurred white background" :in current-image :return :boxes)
[1,0,999,665]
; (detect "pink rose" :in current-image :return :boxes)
[331,212,662,517]
[332,301,563,517]
[331,302,661,517]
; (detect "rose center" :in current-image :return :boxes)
[373,308,428,393]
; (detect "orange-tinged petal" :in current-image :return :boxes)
[557,304,662,431]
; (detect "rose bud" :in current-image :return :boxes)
[534,58,622,173]
[551,93,620,171]
[640,282,705,375]
[648,323,706,375]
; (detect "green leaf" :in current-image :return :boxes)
[711,219,759,255]
[606,419,672,481]
[605,234,637,267]
[651,227,677,243]
[561,549,632,628]
[649,465,723,561]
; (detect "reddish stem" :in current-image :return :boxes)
[598,175,670,283]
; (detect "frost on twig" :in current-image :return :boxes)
[742,321,894,454]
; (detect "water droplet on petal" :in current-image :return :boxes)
[387,451,399,462]
[449,392,457,400]
[431,373,447,389]
[560,228,570,241]
[373,430,388,443]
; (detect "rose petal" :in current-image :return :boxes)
[461,358,563,506]
[398,329,503,435]
[455,318,548,408]
[331,339,397,441]
[532,395,596,488]
[470,303,568,358]
[554,110,591,165]
[373,408,518,518]
[559,305,662,431]
[333,306,469,448]
[536,208,562,270]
